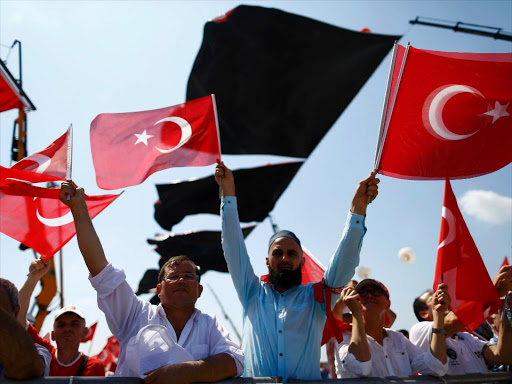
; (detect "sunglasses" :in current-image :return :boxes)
[358,288,385,298]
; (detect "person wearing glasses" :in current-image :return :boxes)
[335,279,449,378]
[59,181,243,383]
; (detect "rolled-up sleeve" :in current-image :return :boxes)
[407,338,448,376]
[208,315,244,377]
[336,333,372,377]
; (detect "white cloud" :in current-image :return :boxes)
[459,190,512,224]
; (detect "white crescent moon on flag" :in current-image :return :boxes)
[153,116,192,154]
[438,206,456,249]
[35,197,74,227]
[15,154,52,174]
[426,85,484,141]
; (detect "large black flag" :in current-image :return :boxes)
[154,161,303,231]
[187,5,400,157]
[138,226,255,303]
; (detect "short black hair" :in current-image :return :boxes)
[413,290,431,322]
[158,255,201,283]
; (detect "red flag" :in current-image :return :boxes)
[0,190,121,260]
[0,60,35,112]
[434,180,501,332]
[93,335,120,367]
[90,95,221,190]
[301,247,326,284]
[501,256,509,267]
[81,321,98,343]
[377,46,512,180]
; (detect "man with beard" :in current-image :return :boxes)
[215,162,379,381]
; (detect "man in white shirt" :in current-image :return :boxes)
[60,181,243,383]
[336,279,449,378]
[410,264,512,374]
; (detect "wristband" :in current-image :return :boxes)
[432,327,447,335]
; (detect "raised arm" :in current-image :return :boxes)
[344,287,370,362]
[429,284,450,365]
[216,162,260,303]
[325,173,380,288]
[484,303,512,366]
[16,258,51,327]
[59,180,108,276]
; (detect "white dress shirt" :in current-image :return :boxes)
[336,329,447,378]
[89,263,244,377]
[410,321,489,374]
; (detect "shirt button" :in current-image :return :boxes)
[279,310,283,314]
[385,355,388,358]
[279,330,283,334]
[279,353,283,357]
[356,220,360,224]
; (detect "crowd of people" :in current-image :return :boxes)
[1,162,511,382]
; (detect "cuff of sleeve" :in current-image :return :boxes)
[347,211,366,229]
[341,352,372,377]
[221,196,237,209]
[89,263,126,298]
[425,349,448,376]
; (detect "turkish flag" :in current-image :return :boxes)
[433,180,501,332]
[0,190,120,260]
[301,247,326,284]
[90,95,221,190]
[377,46,512,180]
[93,335,120,367]
[0,60,36,112]
[81,321,98,343]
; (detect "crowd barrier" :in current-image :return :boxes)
[4,373,512,384]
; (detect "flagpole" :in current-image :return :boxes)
[374,42,411,173]
[59,249,64,308]
[207,284,242,344]
[66,123,73,180]
[211,94,223,198]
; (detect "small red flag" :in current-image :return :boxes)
[0,190,120,260]
[501,256,509,267]
[301,247,326,284]
[377,45,512,180]
[90,95,221,190]
[81,321,98,343]
[434,180,501,332]
[93,335,120,367]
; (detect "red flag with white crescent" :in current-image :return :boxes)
[434,180,501,331]
[81,321,98,343]
[301,247,326,284]
[377,46,512,180]
[90,95,221,190]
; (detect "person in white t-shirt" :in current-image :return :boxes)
[60,181,243,383]
[410,265,512,374]
[336,279,449,378]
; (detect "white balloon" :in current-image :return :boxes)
[357,266,371,279]
[398,247,416,264]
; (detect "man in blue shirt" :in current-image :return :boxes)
[215,162,379,381]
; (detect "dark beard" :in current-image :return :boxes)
[268,267,302,291]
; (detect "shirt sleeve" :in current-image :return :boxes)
[89,263,148,343]
[335,331,372,377]
[27,323,55,356]
[221,196,260,305]
[409,322,433,352]
[34,344,51,377]
[324,212,366,292]
[405,335,448,376]
[207,315,244,377]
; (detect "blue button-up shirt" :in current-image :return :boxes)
[221,196,366,381]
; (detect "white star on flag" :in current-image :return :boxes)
[134,129,153,146]
[484,101,510,124]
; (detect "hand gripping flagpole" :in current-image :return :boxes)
[369,42,411,204]
[212,94,223,198]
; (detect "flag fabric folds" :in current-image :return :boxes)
[90,95,221,190]
[434,180,501,332]
[377,45,512,180]
[0,191,121,260]
[0,60,36,113]
[81,321,98,343]
[301,247,326,285]
[155,161,303,230]
[187,5,399,157]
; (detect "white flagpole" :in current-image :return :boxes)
[66,123,73,180]
[373,41,399,171]
[374,42,411,172]
[211,94,223,199]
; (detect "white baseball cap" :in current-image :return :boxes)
[54,305,85,320]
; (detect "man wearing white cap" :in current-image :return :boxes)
[17,259,105,376]
[59,181,244,383]
[336,278,449,378]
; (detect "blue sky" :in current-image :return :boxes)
[1,1,511,360]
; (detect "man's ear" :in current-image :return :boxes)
[156,283,162,296]
[51,330,56,341]
[198,284,203,298]
[266,257,270,268]
[300,255,306,268]
[419,309,430,320]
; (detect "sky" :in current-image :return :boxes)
[1,0,511,361]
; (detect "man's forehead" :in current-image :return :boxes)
[166,261,196,273]
[270,237,302,251]
[421,290,434,302]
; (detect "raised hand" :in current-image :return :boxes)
[351,172,380,215]
[215,161,236,197]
